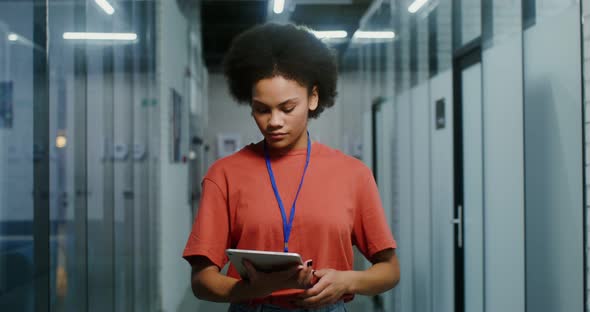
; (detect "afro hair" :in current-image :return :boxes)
[222,23,338,119]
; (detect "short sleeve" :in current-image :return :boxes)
[182,178,231,268]
[352,172,397,260]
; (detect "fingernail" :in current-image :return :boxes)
[307,260,313,267]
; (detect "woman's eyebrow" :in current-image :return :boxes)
[252,97,299,107]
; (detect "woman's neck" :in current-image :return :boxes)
[264,132,310,156]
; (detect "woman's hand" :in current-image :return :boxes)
[294,269,352,308]
[242,259,314,297]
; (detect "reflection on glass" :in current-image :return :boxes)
[461,0,481,45]
[2,1,161,311]
[0,1,39,311]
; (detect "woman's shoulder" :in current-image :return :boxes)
[314,143,372,177]
[204,143,261,179]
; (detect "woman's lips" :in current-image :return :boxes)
[268,133,287,140]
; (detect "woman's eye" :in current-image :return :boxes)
[254,107,270,114]
[283,107,295,113]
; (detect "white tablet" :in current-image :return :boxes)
[225,249,303,279]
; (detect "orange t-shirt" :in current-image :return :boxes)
[182,141,396,304]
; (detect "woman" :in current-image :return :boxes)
[183,23,400,312]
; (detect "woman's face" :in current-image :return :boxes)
[251,75,318,152]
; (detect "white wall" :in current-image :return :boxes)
[410,82,432,312]
[482,31,526,312]
[377,80,449,312]
[394,90,414,312]
[374,99,395,312]
[205,73,260,168]
[429,69,454,312]
[524,5,584,312]
[308,86,342,151]
[339,71,365,157]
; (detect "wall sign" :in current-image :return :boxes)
[436,98,446,130]
[0,81,13,128]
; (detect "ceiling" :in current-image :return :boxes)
[200,0,374,72]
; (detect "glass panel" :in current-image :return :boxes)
[493,0,521,39]
[132,3,159,311]
[410,15,417,86]
[461,0,482,45]
[484,0,522,47]
[86,2,116,309]
[45,1,160,311]
[416,8,429,84]
[111,5,136,310]
[399,1,411,92]
[0,0,199,311]
[462,62,484,312]
[437,0,453,72]
[385,28,394,100]
[0,1,48,311]
[48,2,88,311]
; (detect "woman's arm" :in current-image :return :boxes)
[296,248,399,308]
[190,256,266,303]
[190,256,314,303]
[347,248,400,295]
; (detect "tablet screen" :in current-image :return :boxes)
[225,249,303,279]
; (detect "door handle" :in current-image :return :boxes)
[451,205,463,248]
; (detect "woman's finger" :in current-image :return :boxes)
[310,292,340,308]
[298,277,329,298]
[302,261,316,287]
[297,285,334,308]
[302,268,313,288]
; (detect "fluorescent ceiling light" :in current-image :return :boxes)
[63,32,137,41]
[408,0,428,13]
[354,31,395,39]
[95,0,115,15]
[7,33,18,41]
[311,30,348,39]
[273,0,285,14]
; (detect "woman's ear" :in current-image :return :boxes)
[309,86,319,111]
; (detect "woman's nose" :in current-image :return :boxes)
[268,111,284,128]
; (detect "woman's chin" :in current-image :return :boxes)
[265,139,295,152]
[267,141,290,150]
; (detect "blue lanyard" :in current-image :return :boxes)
[263,131,311,252]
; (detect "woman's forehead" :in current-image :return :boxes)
[253,76,307,96]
